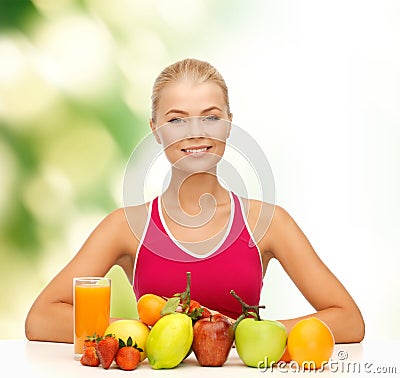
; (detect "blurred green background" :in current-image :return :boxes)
[0,0,252,338]
[1,0,399,340]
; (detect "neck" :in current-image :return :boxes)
[163,167,228,214]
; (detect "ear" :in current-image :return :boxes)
[150,118,161,144]
[226,113,233,138]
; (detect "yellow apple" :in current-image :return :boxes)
[105,319,150,361]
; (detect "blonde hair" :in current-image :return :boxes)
[151,58,230,121]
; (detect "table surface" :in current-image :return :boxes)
[1,339,399,377]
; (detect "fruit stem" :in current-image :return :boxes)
[230,289,265,321]
[181,272,191,313]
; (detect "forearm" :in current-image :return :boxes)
[278,306,365,343]
[25,301,74,343]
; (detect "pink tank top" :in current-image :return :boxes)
[133,192,263,320]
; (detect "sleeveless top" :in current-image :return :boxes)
[133,192,263,320]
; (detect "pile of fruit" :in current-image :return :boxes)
[79,272,335,371]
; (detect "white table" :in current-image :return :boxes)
[1,339,399,377]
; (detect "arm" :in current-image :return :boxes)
[263,206,365,343]
[25,208,138,343]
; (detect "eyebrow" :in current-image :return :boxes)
[201,106,223,114]
[164,106,223,116]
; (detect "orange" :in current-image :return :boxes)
[279,346,292,363]
[287,317,335,369]
[137,293,167,326]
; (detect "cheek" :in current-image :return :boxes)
[157,126,185,148]
[163,143,180,162]
[213,125,230,140]
[215,141,227,157]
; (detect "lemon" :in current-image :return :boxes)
[146,313,193,369]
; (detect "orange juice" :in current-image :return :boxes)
[73,278,111,358]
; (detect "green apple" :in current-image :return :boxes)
[235,318,287,368]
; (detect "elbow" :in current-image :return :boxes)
[25,330,37,342]
[352,311,365,343]
[329,303,365,343]
[25,313,37,341]
[343,306,365,343]
[25,320,34,341]
[25,308,43,342]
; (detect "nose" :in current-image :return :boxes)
[186,117,206,138]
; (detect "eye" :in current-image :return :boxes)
[203,115,220,122]
[168,117,186,124]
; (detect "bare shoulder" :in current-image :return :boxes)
[239,198,299,249]
[263,204,314,261]
[266,204,302,235]
[239,197,275,228]
[267,204,292,225]
[100,202,151,252]
[123,202,152,240]
[238,197,275,251]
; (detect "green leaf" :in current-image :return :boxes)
[119,338,126,348]
[131,341,143,352]
[188,307,204,320]
[160,297,180,315]
[248,311,258,319]
[127,336,133,347]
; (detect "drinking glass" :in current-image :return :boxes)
[73,277,111,360]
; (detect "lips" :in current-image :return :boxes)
[181,145,212,154]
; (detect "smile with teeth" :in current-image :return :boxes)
[182,146,211,154]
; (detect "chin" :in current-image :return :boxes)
[172,154,222,173]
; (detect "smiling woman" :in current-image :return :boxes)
[25,58,364,345]
[149,62,232,181]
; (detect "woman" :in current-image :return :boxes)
[25,58,364,343]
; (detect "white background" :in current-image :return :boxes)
[212,0,399,340]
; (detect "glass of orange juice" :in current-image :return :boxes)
[73,277,111,360]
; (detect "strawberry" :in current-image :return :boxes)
[210,312,236,325]
[96,334,119,369]
[200,307,212,319]
[211,313,229,322]
[83,334,98,351]
[115,337,143,371]
[80,346,100,367]
[189,300,201,312]
[188,300,212,321]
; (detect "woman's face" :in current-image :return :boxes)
[151,80,231,172]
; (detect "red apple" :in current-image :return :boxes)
[192,314,235,366]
